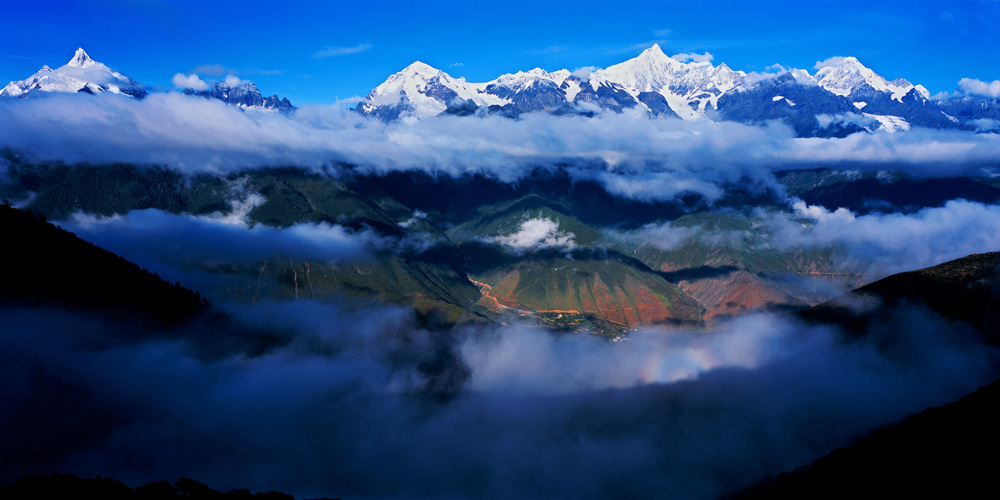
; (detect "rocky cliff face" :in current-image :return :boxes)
[182,80,294,112]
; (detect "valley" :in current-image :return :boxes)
[7,156,958,334]
[2,24,1000,499]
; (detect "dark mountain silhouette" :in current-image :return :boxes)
[724,376,1000,500]
[0,201,285,354]
[0,473,337,500]
[728,252,1000,499]
[800,252,1000,342]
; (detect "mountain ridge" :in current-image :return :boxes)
[1,48,293,111]
[1,48,146,99]
[353,45,996,136]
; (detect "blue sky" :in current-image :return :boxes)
[1,0,998,106]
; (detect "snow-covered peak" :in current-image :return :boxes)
[67,47,96,68]
[183,78,293,112]
[1,48,145,98]
[789,68,818,86]
[489,68,563,91]
[399,61,443,79]
[815,56,918,102]
[594,44,686,92]
[549,69,571,85]
[361,61,506,117]
[637,43,671,64]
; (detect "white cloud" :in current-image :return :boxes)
[765,199,1000,278]
[627,222,702,251]
[224,74,243,87]
[814,56,850,70]
[571,66,597,79]
[2,92,1000,204]
[971,118,1000,132]
[957,77,1000,98]
[171,73,209,91]
[791,199,855,222]
[671,52,714,63]
[652,28,672,38]
[493,217,575,251]
[313,43,373,59]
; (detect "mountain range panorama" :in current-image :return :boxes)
[354,44,1000,136]
[2,46,999,136]
[3,43,1000,500]
[0,48,294,112]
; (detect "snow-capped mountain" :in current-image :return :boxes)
[355,45,742,120]
[355,61,508,119]
[2,46,994,137]
[814,56,929,102]
[354,45,994,136]
[182,80,294,112]
[1,48,146,99]
[588,44,745,119]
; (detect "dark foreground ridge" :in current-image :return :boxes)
[728,251,1000,499]
[0,199,209,324]
[0,473,338,500]
[0,200,286,356]
[798,251,1000,343]
[723,376,1000,500]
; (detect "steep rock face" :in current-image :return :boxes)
[182,81,294,112]
[484,74,568,114]
[572,80,640,112]
[1,48,146,99]
[636,90,681,118]
[937,97,1000,123]
[716,73,865,137]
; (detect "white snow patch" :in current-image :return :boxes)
[863,113,911,133]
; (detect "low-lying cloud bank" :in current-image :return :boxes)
[65,209,383,267]
[2,92,999,203]
[59,208,390,294]
[1,299,996,500]
[490,217,576,253]
[771,199,1000,276]
[638,199,1000,279]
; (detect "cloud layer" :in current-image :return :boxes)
[2,93,999,203]
[1,300,996,500]
[958,77,1000,98]
[769,199,1000,277]
[638,199,1000,280]
[313,43,373,59]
